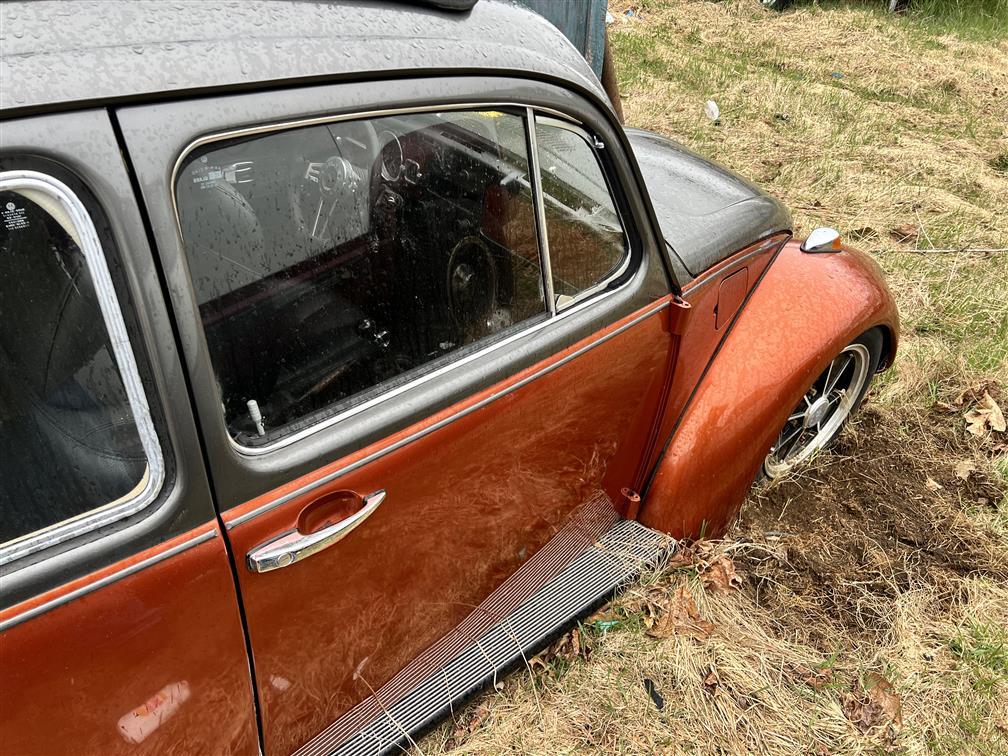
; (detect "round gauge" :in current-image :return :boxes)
[378,130,404,182]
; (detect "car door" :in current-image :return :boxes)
[118,76,687,754]
[0,111,258,755]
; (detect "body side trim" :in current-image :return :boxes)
[0,529,216,632]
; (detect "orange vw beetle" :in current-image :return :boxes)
[0,1,897,753]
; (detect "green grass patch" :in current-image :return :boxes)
[905,0,1008,41]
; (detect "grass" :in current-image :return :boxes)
[418,2,1007,754]
[906,0,1008,39]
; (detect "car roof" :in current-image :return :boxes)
[0,0,607,116]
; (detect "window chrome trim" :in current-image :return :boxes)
[168,101,639,457]
[0,529,215,631]
[525,106,557,317]
[533,115,633,311]
[0,171,165,567]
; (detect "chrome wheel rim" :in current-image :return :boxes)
[764,343,871,478]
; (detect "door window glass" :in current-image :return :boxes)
[535,118,628,306]
[175,110,546,446]
[0,177,161,555]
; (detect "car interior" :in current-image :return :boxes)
[175,109,623,446]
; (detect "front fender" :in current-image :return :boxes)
[639,239,899,539]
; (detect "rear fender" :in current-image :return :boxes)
[639,240,899,539]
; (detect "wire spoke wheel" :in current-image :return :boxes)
[763,343,871,478]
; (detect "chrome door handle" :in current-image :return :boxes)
[246,490,386,573]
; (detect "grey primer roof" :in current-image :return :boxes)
[626,128,792,278]
[0,0,608,114]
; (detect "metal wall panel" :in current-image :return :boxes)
[517,0,608,77]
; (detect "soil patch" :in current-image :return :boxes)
[736,401,1007,646]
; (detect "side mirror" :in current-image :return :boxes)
[801,227,842,253]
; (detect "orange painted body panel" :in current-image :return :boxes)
[0,526,258,756]
[636,235,783,489]
[715,267,749,330]
[226,301,683,754]
[641,240,899,538]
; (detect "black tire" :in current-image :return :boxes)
[843,328,884,416]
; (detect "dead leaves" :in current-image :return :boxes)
[530,627,592,677]
[645,586,716,641]
[639,542,744,642]
[447,702,492,746]
[669,541,744,594]
[702,555,743,594]
[889,223,919,245]
[955,383,1006,437]
[701,668,720,696]
[789,663,835,691]
[843,672,903,738]
[964,391,1007,436]
[954,459,977,481]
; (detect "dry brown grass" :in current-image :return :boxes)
[416,2,1007,754]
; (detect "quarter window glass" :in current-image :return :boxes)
[0,187,152,547]
[535,120,628,304]
[175,110,546,445]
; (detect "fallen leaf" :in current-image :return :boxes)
[646,586,716,641]
[954,385,975,406]
[666,543,698,569]
[531,627,593,674]
[986,392,1007,433]
[965,410,988,436]
[790,664,835,690]
[865,672,903,729]
[954,459,976,480]
[702,555,742,594]
[469,703,491,731]
[451,702,492,743]
[964,392,1006,436]
[926,476,942,492]
[843,692,883,733]
[702,668,719,695]
[586,608,619,624]
[843,674,902,733]
[889,223,919,244]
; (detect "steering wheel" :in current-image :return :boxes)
[290,120,380,247]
